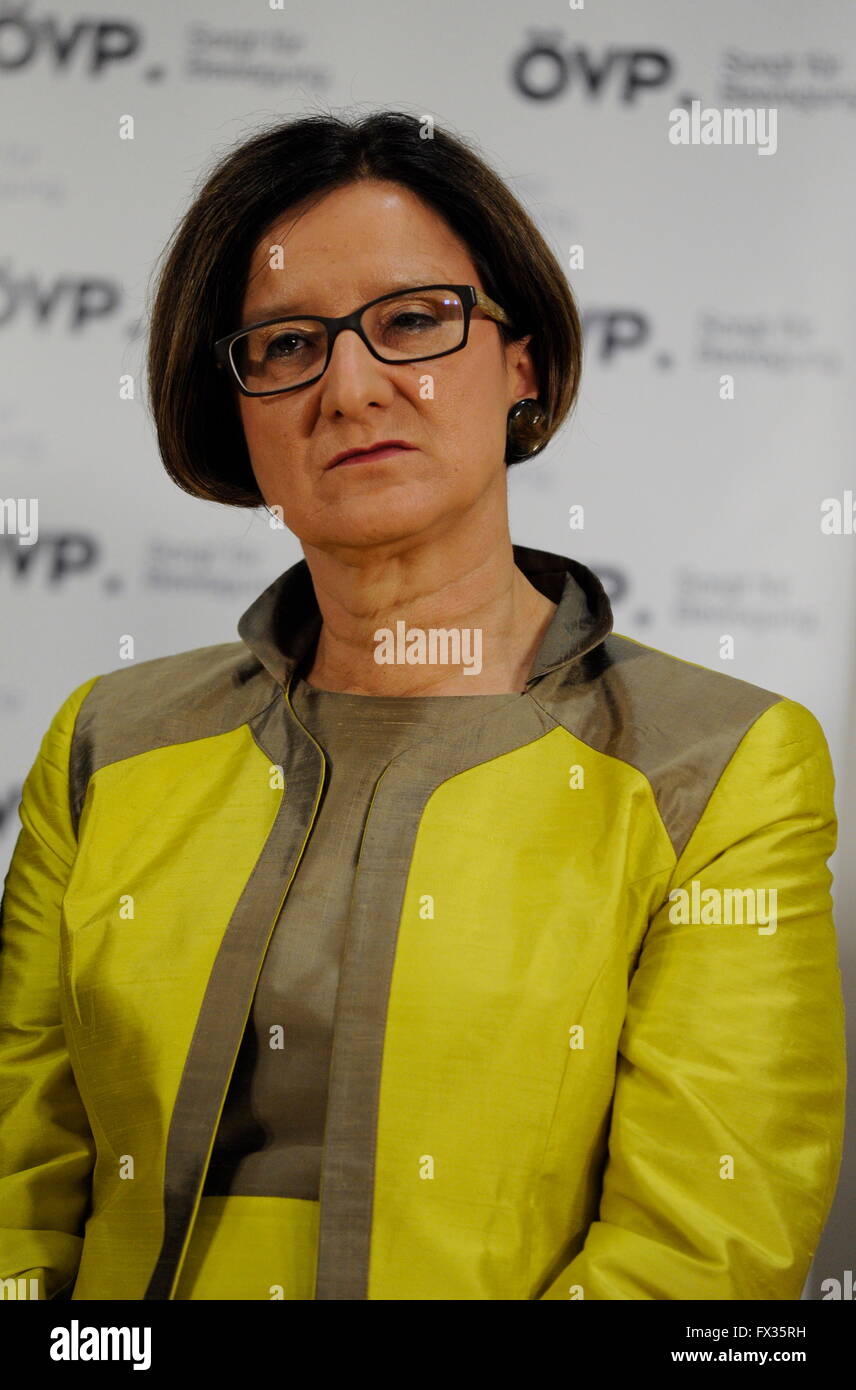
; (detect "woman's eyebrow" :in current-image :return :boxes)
[247,280,443,320]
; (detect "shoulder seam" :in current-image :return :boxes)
[68,675,104,842]
[527,684,788,859]
[669,696,789,875]
[67,677,283,837]
[525,691,676,865]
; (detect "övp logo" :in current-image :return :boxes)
[581,308,652,363]
[512,33,675,104]
[0,6,144,76]
[1,531,100,585]
[0,263,121,332]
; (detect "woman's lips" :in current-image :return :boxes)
[334,445,414,467]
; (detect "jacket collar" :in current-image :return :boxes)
[237,543,613,691]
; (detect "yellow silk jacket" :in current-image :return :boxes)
[0,544,846,1300]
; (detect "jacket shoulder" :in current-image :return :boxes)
[538,629,825,857]
[67,640,279,831]
[604,628,783,713]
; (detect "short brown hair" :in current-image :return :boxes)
[146,110,583,507]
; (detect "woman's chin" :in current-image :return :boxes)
[304,499,456,550]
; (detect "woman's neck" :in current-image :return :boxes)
[300,541,558,696]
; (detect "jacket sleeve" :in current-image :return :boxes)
[0,676,102,1300]
[539,696,847,1300]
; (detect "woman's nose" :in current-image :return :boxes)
[319,329,396,408]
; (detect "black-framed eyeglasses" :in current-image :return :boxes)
[213,283,513,397]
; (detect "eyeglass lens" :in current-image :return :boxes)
[230,288,466,392]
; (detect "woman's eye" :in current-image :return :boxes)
[390,311,436,331]
[266,333,304,358]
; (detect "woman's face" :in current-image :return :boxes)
[235,178,538,552]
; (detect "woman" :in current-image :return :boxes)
[0,111,846,1301]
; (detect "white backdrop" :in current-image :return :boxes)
[1,0,854,1297]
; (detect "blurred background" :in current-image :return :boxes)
[0,0,853,1297]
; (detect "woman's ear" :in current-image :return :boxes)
[507,333,539,401]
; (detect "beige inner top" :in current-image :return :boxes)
[203,673,523,1201]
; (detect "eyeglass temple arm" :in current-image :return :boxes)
[474,288,512,327]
